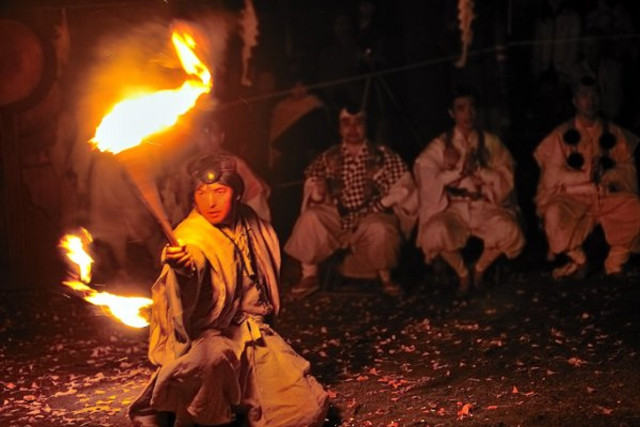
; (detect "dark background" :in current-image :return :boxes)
[1,0,639,289]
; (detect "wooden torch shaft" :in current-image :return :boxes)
[119,151,180,248]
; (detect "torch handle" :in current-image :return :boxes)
[118,151,180,248]
[157,216,180,247]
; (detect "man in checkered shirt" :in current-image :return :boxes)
[284,105,417,298]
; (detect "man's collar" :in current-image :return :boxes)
[574,115,601,131]
[341,140,368,155]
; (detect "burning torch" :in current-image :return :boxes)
[89,28,213,246]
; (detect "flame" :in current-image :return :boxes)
[90,29,212,154]
[59,230,152,328]
[59,230,93,283]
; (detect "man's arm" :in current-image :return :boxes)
[534,131,593,192]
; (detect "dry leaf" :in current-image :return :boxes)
[457,403,473,418]
[597,405,613,415]
[568,357,586,367]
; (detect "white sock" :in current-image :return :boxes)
[301,263,318,278]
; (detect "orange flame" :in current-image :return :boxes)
[59,230,93,283]
[90,29,212,154]
[59,230,152,328]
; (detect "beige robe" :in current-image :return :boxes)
[534,119,640,272]
[132,206,328,426]
[414,129,524,262]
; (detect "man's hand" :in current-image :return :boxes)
[164,244,195,275]
[310,177,327,202]
[467,173,483,187]
[461,153,478,177]
[443,146,460,170]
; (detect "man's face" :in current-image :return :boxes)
[194,182,235,225]
[196,125,224,154]
[339,113,366,145]
[573,85,600,120]
[449,96,477,133]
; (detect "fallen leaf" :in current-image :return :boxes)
[457,403,473,419]
[568,357,587,367]
[597,405,613,415]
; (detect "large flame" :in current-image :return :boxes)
[59,230,152,328]
[90,30,212,154]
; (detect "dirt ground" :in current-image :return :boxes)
[1,253,640,427]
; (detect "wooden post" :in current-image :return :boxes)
[0,113,27,287]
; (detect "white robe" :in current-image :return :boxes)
[534,119,640,272]
[414,128,524,262]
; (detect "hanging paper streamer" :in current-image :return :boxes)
[239,0,259,86]
[454,0,475,68]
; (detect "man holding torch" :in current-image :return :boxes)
[130,154,328,426]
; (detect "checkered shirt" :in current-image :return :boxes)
[305,142,408,229]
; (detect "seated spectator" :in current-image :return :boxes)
[284,104,417,298]
[414,87,525,296]
[534,77,640,279]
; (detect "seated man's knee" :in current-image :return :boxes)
[361,217,400,246]
[297,208,320,225]
[423,216,456,245]
[195,337,238,371]
[495,215,524,245]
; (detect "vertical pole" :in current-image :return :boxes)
[0,113,27,287]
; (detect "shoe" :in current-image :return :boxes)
[291,275,320,298]
[130,414,164,427]
[551,260,588,281]
[381,280,403,297]
[455,273,471,297]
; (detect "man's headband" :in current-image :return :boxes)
[187,153,237,186]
